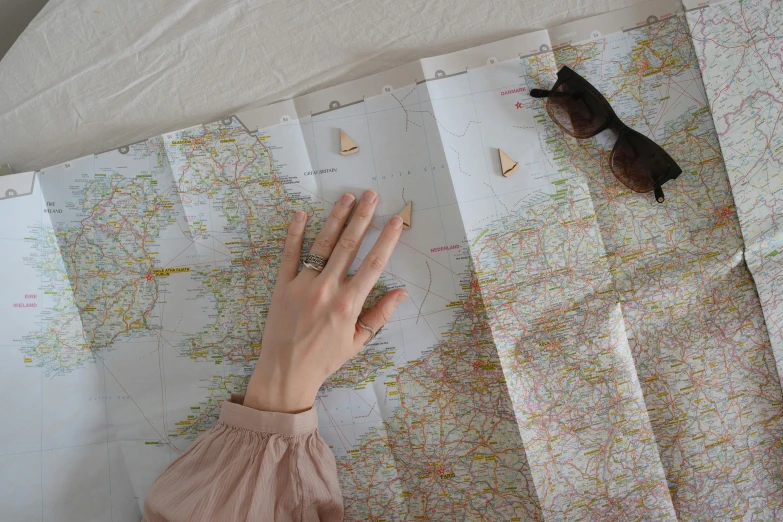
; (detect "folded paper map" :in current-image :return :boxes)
[2,0,782,519]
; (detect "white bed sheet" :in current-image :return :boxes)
[0,0,641,173]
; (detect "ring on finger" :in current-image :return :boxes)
[357,318,383,346]
[302,253,328,272]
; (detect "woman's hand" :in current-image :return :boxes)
[244,190,408,413]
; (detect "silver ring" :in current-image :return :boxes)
[357,318,383,346]
[302,253,328,272]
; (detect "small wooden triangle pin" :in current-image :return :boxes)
[397,201,412,230]
[340,129,359,156]
[498,149,518,177]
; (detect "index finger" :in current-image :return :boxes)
[274,210,307,286]
[349,214,404,299]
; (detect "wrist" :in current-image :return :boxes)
[244,371,317,414]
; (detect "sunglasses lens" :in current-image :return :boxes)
[611,132,671,193]
[546,79,608,138]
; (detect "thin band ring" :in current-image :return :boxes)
[357,318,383,346]
[302,253,328,272]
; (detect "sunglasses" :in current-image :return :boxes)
[530,66,682,203]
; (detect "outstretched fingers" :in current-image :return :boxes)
[350,215,403,299]
[275,210,307,286]
[324,190,378,279]
[352,289,408,350]
[302,192,356,277]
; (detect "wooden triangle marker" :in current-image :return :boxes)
[397,201,412,230]
[498,149,518,177]
[340,129,359,156]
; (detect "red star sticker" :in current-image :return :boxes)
[515,102,522,109]
[145,273,154,281]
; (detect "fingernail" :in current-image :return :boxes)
[294,211,306,222]
[395,291,408,304]
[341,193,355,207]
[362,190,377,204]
[390,215,403,229]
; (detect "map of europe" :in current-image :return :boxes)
[686,0,783,381]
[2,0,783,520]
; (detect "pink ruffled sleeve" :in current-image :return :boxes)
[142,394,343,522]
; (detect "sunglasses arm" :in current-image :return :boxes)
[530,89,574,99]
[654,185,665,203]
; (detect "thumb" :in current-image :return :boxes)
[353,289,408,348]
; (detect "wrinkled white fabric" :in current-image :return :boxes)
[0,0,640,173]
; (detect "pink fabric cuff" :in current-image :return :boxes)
[219,393,319,436]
